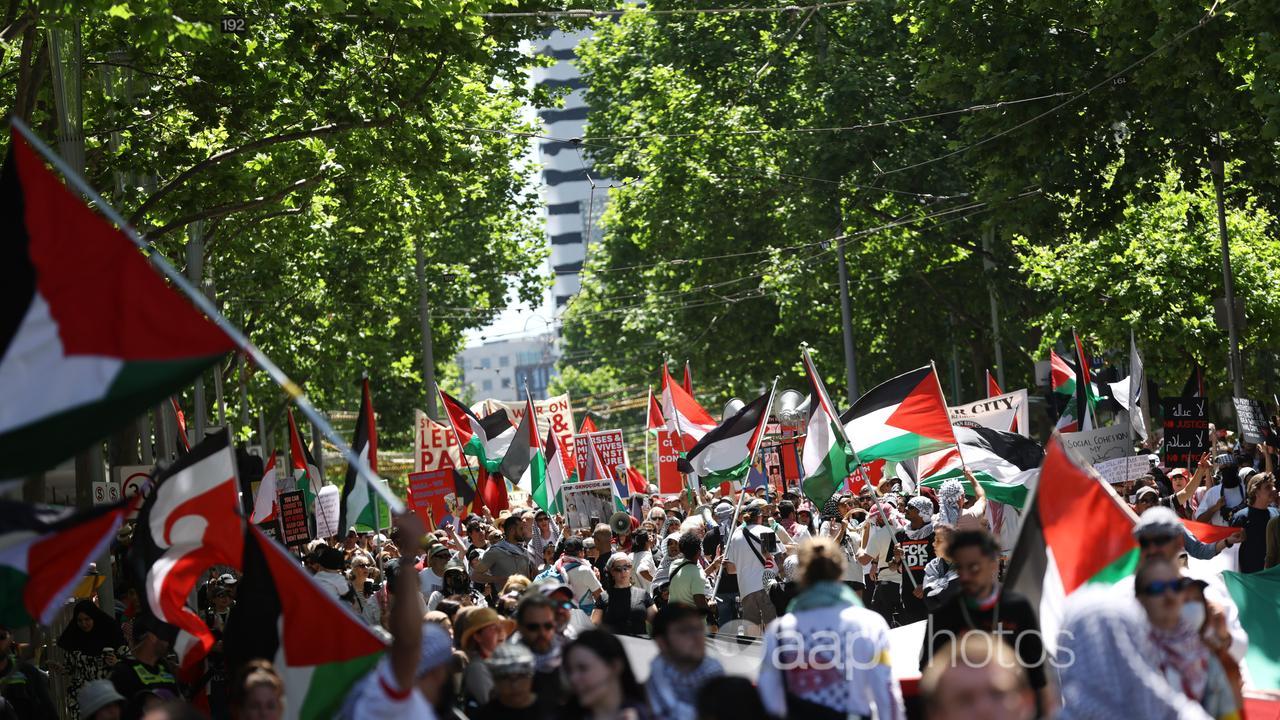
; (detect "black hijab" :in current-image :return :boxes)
[56,600,125,655]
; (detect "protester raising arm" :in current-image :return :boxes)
[388,512,427,693]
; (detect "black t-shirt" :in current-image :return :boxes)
[596,586,652,636]
[1233,506,1280,573]
[921,589,1047,691]
[894,529,936,583]
[474,695,559,720]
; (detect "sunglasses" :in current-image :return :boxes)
[1138,534,1179,548]
[555,601,573,610]
[611,565,632,572]
[1138,578,1190,596]
[522,621,555,631]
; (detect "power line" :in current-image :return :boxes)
[482,1,867,19]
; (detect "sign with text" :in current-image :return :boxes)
[408,469,462,530]
[1233,397,1268,445]
[414,410,466,473]
[1061,425,1132,466]
[1094,456,1150,485]
[655,429,684,494]
[949,389,1030,437]
[561,480,615,532]
[479,394,576,448]
[278,491,311,547]
[1162,397,1209,467]
[759,444,784,491]
[574,429,627,480]
[313,485,340,538]
[113,465,154,519]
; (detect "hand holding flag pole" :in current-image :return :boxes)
[11,118,403,515]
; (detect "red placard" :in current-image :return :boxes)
[574,430,627,479]
[408,469,457,530]
[656,430,684,494]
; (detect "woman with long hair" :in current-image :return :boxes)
[56,599,127,718]
[758,538,904,720]
[230,660,284,720]
[562,630,651,720]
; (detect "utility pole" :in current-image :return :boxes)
[982,227,1006,389]
[836,229,860,403]
[1211,133,1245,397]
[415,237,440,420]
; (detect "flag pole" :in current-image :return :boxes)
[11,118,403,515]
[710,376,779,599]
[644,387,652,494]
[802,343,872,496]
[436,388,482,498]
[664,361,696,508]
[931,359,969,477]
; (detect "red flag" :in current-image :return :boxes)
[986,370,1003,398]
[1180,517,1238,545]
[682,361,693,395]
[579,415,598,435]
[646,387,666,432]
[476,466,509,514]
[625,466,648,495]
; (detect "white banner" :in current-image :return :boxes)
[1060,425,1132,466]
[413,410,466,473]
[314,484,341,538]
[948,388,1029,437]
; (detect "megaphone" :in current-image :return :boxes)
[609,511,632,536]
[775,389,809,426]
[723,397,746,421]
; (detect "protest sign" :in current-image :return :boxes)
[1060,425,1132,465]
[948,388,1030,437]
[1094,456,1150,485]
[562,480,615,532]
[655,429,684,494]
[414,410,465,472]
[574,429,628,479]
[759,444,784,490]
[1233,397,1268,445]
[278,491,311,547]
[408,469,463,530]
[1162,397,1209,467]
[479,393,576,445]
[313,484,340,538]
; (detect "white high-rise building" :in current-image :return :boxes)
[531,27,611,312]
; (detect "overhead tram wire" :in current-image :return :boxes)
[876,0,1248,176]
[481,1,868,19]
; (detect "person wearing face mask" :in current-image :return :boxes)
[1134,558,1239,720]
[1197,458,1250,527]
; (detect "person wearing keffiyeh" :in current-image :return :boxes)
[895,495,937,625]
[647,604,724,720]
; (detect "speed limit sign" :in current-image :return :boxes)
[113,465,154,517]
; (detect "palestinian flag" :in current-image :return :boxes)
[840,365,956,463]
[800,348,856,508]
[1072,331,1097,431]
[536,428,570,513]
[0,499,129,626]
[225,525,385,720]
[1222,564,1280,691]
[1005,433,1138,653]
[579,415,597,435]
[249,452,280,524]
[678,389,772,489]
[661,365,717,451]
[338,378,379,533]
[646,387,665,435]
[128,429,244,669]
[0,126,236,479]
[682,361,694,395]
[501,396,545,493]
[916,427,1043,508]
[287,410,324,509]
[1050,349,1098,432]
[1181,364,1207,398]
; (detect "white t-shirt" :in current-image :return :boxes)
[862,523,902,584]
[1200,484,1247,526]
[726,524,772,597]
[419,567,444,599]
[822,520,864,584]
[631,550,655,592]
[564,560,602,606]
[349,656,437,720]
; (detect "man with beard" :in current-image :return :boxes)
[893,496,937,626]
[511,592,567,708]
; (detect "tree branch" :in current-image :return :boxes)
[143,167,331,240]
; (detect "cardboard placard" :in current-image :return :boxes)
[948,388,1030,437]
[561,480,615,532]
[1233,397,1268,445]
[1094,456,1150,485]
[278,491,311,547]
[1061,426,1132,465]
[1162,397,1209,467]
[414,410,465,472]
[574,429,627,479]
[655,430,684,495]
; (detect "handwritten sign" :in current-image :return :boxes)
[313,485,340,538]
[1162,397,1209,467]
[1094,456,1150,485]
[574,429,627,480]
[949,388,1030,437]
[278,491,311,547]
[1233,397,1268,445]
[414,410,465,472]
[1060,426,1132,465]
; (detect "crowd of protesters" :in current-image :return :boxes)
[3,432,1276,720]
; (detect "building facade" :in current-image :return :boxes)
[456,334,559,402]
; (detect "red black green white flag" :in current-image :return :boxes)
[288,409,324,509]
[800,348,856,508]
[1005,433,1138,651]
[338,378,378,532]
[679,388,774,489]
[0,498,130,626]
[0,127,235,479]
[840,365,956,463]
[225,524,385,720]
